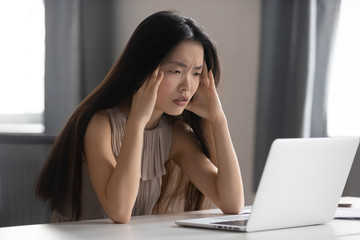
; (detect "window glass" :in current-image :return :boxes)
[0,0,45,133]
[327,0,360,136]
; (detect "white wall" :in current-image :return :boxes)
[113,0,260,204]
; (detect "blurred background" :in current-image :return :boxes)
[0,0,359,227]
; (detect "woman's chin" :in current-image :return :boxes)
[165,108,185,116]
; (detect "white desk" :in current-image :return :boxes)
[1,208,360,240]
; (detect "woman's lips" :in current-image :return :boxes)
[173,96,188,106]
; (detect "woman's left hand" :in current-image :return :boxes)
[181,62,244,214]
[185,61,224,123]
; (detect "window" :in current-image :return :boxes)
[327,0,360,136]
[0,0,45,133]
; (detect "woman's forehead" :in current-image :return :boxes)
[162,40,204,66]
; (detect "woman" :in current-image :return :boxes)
[36,10,244,223]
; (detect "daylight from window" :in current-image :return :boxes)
[0,0,45,132]
[327,0,360,136]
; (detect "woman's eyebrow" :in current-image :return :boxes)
[165,61,203,70]
[195,65,204,70]
[165,61,187,68]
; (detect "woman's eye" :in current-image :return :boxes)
[170,70,181,74]
[193,72,201,76]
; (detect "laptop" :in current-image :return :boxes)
[176,137,359,232]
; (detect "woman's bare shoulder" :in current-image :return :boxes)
[90,110,109,125]
[84,110,114,165]
[171,119,195,141]
[170,119,201,161]
[93,110,109,121]
[85,110,111,140]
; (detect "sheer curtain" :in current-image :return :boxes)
[254,0,341,190]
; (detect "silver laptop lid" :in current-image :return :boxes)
[247,137,359,232]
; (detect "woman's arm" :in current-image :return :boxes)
[172,63,244,213]
[84,112,144,223]
[209,115,244,213]
[84,69,163,223]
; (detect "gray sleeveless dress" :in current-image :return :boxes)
[52,107,172,222]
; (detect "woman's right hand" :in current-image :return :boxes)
[85,67,163,223]
[129,67,164,127]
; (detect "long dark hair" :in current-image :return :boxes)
[36,10,220,220]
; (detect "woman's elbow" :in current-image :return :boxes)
[101,198,134,223]
[109,213,131,224]
[106,207,132,224]
[221,201,245,214]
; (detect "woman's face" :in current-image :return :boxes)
[156,40,204,116]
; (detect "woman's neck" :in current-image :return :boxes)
[145,109,163,130]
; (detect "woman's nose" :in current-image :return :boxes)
[179,74,191,92]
